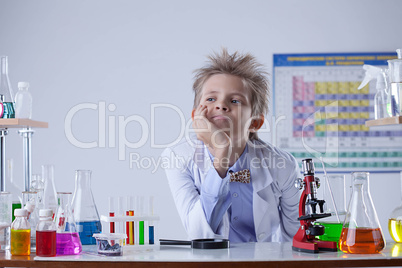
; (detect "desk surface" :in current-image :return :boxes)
[1,242,402,268]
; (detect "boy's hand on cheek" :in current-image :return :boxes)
[192,105,231,177]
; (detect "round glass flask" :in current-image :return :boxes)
[389,171,402,242]
[339,172,385,254]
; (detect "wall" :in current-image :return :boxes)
[0,0,401,241]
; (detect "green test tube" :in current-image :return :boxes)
[138,196,144,245]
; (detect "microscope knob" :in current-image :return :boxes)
[295,178,304,190]
[315,177,321,188]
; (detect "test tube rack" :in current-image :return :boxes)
[100,214,160,251]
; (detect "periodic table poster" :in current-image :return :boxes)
[273,52,402,172]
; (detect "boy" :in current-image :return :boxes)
[162,48,300,242]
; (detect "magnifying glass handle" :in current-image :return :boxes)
[159,239,192,246]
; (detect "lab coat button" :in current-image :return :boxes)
[232,193,238,198]
[258,233,266,240]
[233,216,238,221]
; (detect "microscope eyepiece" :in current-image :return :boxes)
[302,158,315,175]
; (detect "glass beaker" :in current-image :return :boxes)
[54,192,82,255]
[339,172,385,254]
[387,48,402,116]
[22,191,39,252]
[0,192,12,252]
[42,165,58,217]
[315,174,346,243]
[389,171,402,242]
[71,170,101,245]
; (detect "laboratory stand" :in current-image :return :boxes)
[0,118,48,192]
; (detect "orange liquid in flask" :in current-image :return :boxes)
[339,227,385,254]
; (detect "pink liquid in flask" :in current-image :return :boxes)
[56,232,82,255]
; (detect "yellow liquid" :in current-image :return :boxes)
[388,218,402,243]
[11,229,31,256]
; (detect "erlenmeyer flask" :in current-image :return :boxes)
[0,56,15,118]
[42,165,58,217]
[339,172,385,254]
[389,171,402,242]
[54,192,82,255]
[315,174,347,243]
[71,170,101,245]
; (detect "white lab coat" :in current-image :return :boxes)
[161,136,300,242]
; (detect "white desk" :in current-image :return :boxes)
[9,241,398,267]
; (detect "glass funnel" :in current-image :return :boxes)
[54,192,82,255]
[389,171,402,242]
[339,172,385,254]
[42,165,58,217]
[71,170,101,245]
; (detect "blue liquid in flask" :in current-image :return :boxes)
[76,221,101,245]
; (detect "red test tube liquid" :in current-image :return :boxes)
[109,197,115,233]
[126,210,130,244]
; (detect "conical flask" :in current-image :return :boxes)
[389,171,402,242]
[339,172,385,254]
[0,56,15,118]
[54,192,82,255]
[42,165,58,217]
[71,170,101,245]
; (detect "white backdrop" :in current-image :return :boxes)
[0,0,401,241]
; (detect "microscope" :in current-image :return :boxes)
[292,159,338,253]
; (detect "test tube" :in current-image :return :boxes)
[125,197,130,245]
[149,196,154,245]
[138,196,144,245]
[129,196,135,245]
[109,197,115,233]
[117,196,124,235]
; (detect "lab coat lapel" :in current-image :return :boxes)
[249,142,274,235]
[192,141,212,174]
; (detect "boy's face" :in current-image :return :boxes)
[197,73,255,142]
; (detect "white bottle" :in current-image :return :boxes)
[15,82,32,119]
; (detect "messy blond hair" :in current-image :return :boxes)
[192,48,270,140]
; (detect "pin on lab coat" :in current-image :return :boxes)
[162,136,300,242]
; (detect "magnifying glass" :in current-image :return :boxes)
[159,239,230,249]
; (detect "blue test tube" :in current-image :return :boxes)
[148,196,154,244]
